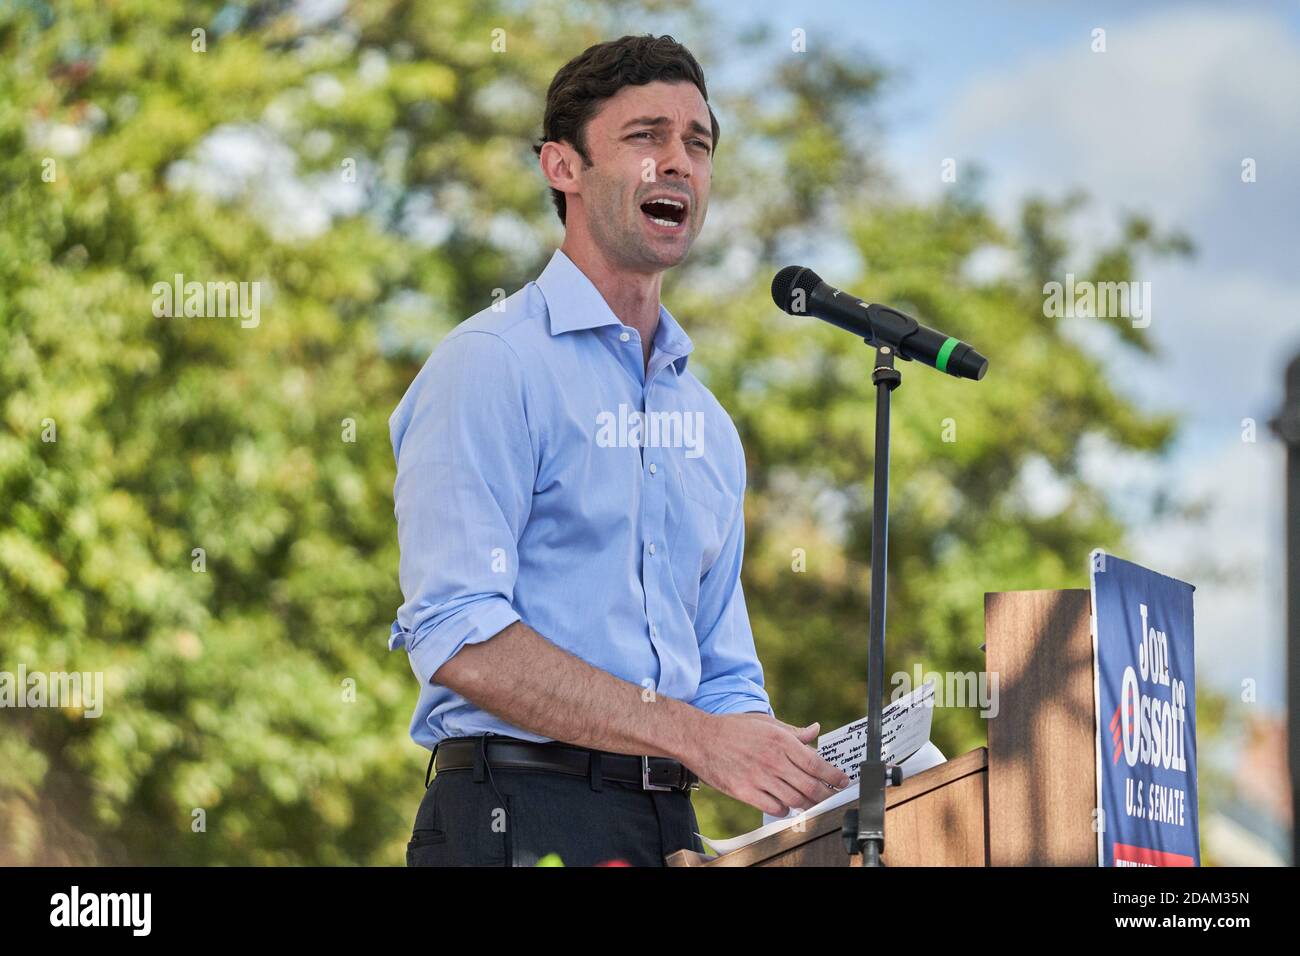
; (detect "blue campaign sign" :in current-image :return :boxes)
[1089,550,1199,866]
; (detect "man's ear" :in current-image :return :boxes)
[539,139,583,196]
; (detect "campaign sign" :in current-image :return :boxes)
[1089,550,1199,866]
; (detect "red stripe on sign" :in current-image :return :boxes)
[1112,842,1195,867]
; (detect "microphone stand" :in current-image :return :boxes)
[841,340,905,866]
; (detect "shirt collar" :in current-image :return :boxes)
[536,248,693,375]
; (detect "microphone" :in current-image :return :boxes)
[771,266,988,381]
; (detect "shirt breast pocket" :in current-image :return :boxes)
[666,464,733,617]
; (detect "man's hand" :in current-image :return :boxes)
[686,712,853,817]
[434,621,850,817]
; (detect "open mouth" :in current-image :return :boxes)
[639,197,687,229]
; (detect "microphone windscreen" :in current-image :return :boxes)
[771,265,822,313]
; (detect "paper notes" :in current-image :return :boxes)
[696,682,946,857]
[816,679,936,781]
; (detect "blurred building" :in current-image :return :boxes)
[1203,712,1290,865]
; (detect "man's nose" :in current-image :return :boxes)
[655,137,693,182]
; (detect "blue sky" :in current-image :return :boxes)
[695,1,1300,711]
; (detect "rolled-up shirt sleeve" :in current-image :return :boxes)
[689,450,774,717]
[388,330,534,687]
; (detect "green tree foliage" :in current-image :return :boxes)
[1,0,1193,861]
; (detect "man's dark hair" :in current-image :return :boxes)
[533,34,720,225]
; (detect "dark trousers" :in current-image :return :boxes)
[406,737,705,867]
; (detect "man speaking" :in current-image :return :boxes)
[389,33,850,867]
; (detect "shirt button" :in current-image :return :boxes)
[651,623,659,638]
[648,542,656,555]
[649,462,657,475]
[619,331,630,342]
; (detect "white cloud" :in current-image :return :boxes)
[936,9,1300,237]
[1109,269,1300,425]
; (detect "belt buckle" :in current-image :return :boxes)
[641,755,678,791]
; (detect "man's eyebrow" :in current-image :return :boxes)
[620,116,713,143]
[686,119,714,142]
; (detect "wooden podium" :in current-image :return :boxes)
[667,589,1100,867]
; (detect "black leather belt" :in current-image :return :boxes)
[433,735,699,793]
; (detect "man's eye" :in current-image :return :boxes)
[631,131,653,140]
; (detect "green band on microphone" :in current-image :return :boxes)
[936,336,959,373]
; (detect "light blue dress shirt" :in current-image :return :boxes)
[388,248,773,751]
